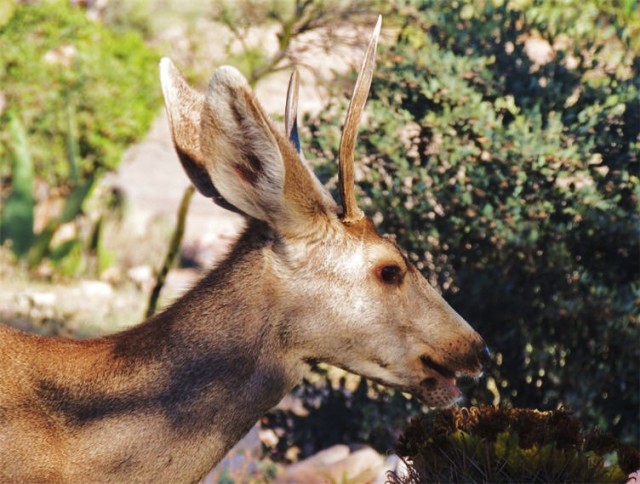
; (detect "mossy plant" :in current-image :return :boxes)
[392,406,639,483]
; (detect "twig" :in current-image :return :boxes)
[145,185,195,318]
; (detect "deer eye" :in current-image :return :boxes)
[379,264,404,285]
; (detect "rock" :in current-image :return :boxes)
[100,266,123,285]
[374,454,409,484]
[259,428,279,448]
[328,447,384,482]
[304,444,351,467]
[164,268,200,295]
[29,292,57,307]
[127,265,154,288]
[275,394,309,417]
[79,280,114,298]
[284,446,300,462]
[524,37,554,66]
[277,445,385,483]
[202,424,263,483]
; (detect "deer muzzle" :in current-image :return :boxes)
[415,339,490,407]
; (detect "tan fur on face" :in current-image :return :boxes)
[275,217,485,394]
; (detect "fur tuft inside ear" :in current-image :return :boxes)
[199,66,286,223]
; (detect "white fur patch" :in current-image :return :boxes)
[338,247,365,273]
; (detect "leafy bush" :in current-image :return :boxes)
[393,406,639,483]
[0,1,161,263]
[306,0,639,445]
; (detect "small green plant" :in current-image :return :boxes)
[2,114,35,258]
[393,406,640,483]
[1,113,95,268]
[145,186,195,318]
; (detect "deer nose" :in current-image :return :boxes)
[478,343,491,366]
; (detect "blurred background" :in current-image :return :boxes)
[0,0,638,481]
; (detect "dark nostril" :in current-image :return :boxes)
[479,344,491,365]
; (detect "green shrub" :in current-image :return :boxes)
[0,1,161,263]
[306,0,639,445]
[393,406,639,483]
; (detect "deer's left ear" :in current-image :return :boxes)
[160,58,333,234]
[200,65,287,223]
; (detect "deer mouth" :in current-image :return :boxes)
[420,355,456,379]
[415,355,463,406]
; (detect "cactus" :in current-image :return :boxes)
[1,113,95,268]
[1,114,35,257]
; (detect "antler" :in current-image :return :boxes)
[284,68,341,214]
[338,15,382,224]
[285,69,302,154]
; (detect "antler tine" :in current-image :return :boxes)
[285,69,302,154]
[338,15,382,224]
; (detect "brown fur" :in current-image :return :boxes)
[0,222,301,481]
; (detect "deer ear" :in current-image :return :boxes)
[160,58,284,221]
[160,59,284,221]
[160,58,334,232]
[160,58,241,213]
[198,65,286,223]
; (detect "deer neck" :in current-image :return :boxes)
[33,221,304,480]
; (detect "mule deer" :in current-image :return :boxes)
[0,17,488,482]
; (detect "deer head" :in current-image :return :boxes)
[159,17,488,407]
